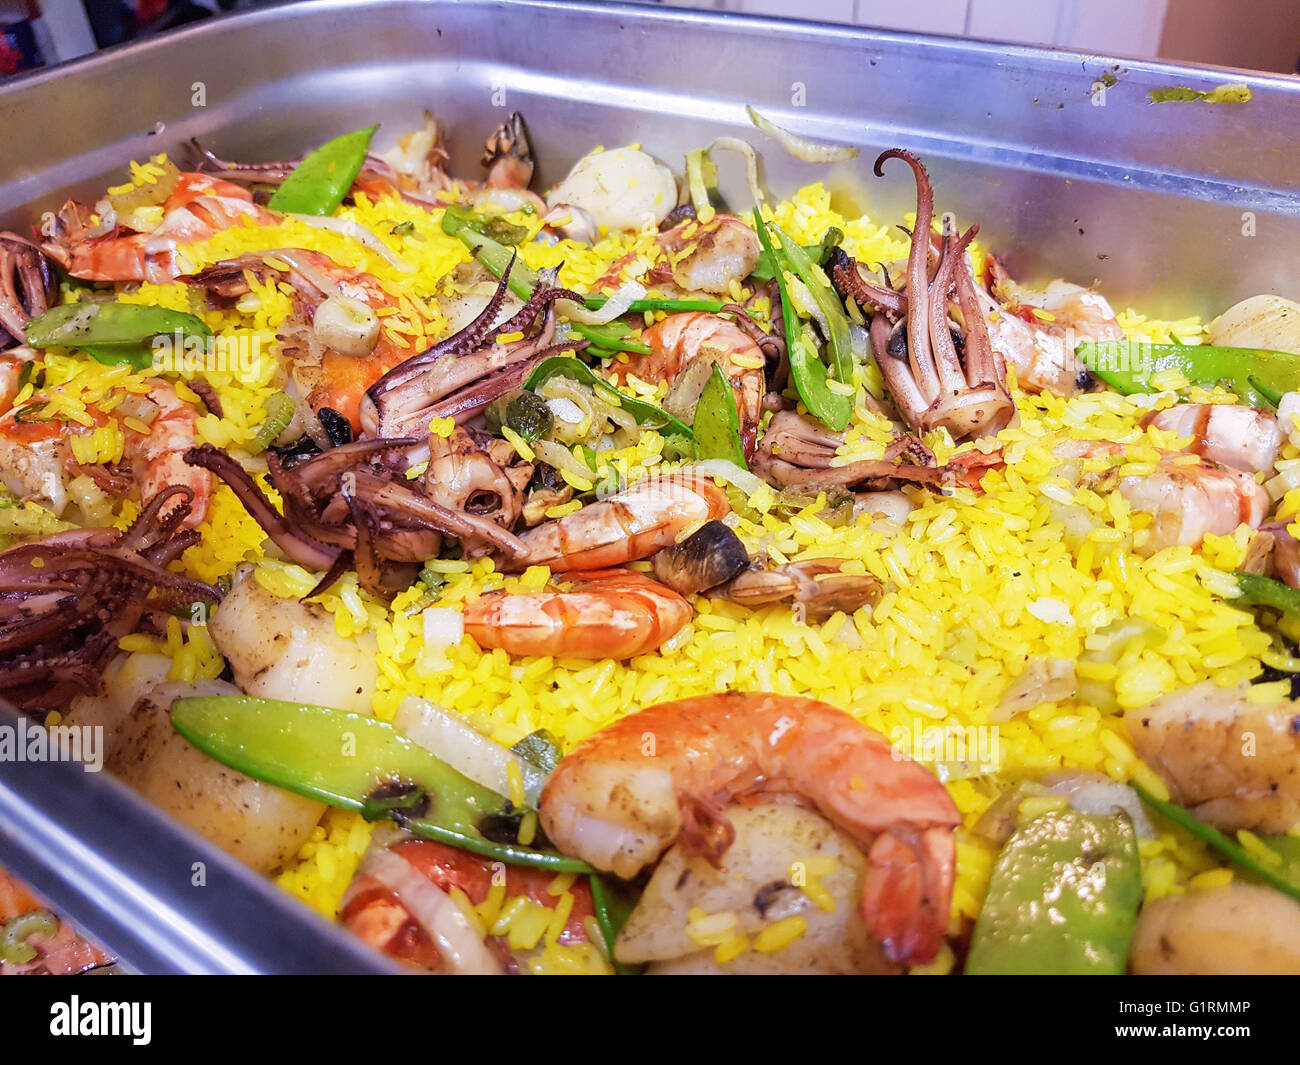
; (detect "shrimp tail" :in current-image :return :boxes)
[861,824,953,965]
[677,793,736,866]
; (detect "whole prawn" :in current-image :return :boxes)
[463,568,691,660]
[43,173,276,284]
[540,691,959,966]
[499,471,730,572]
[616,312,765,458]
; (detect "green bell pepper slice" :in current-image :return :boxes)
[267,125,379,216]
[1133,784,1300,905]
[1232,572,1300,618]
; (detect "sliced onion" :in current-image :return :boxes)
[991,657,1077,722]
[663,357,714,422]
[1040,770,1156,837]
[362,847,502,974]
[291,213,417,273]
[706,136,766,208]
[546,395,587,425]
[394,695,546,806]
[86,198,117,239]
[533,439,596,482]
[116,392,160,426]
[271,249,343,300]
[558,280,646,326]
[686,458,767,497]
[746,106,859,164]
[313,294,380,357]
[418,607,464,671]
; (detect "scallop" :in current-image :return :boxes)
[546,147,678,233]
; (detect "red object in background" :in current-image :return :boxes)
[0,4,43,77]
[133,0,172,26]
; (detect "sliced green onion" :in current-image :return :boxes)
[2,910,59,964]
[248,391,295,455]
[1133,784,1300,904]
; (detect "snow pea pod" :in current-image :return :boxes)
[24,301,213,370]
[965,807,1141,975]
[267,125,379,216]
[1233,572,1300,618]
[1077,339,1300,406]
[693,363,746,468]
[752,208,850,431]
[770,222,853,385]
[171,694,592,873]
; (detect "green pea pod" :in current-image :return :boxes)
[267,125,379,216]
[1233,571,1300,617]
[171,694,592,873]
[523,355,695,440]
[965,808,1142,975]
[1077,340,1300,406]
[1133,784,1300,904]
[589,874,643,976]
[25,302,212,353]
[770,222,853,385]
[693,363,747,468]
[566,320,651,355]
[753,209,851,430]
[753,208,850,431]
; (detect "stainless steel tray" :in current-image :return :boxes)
[0,0,1297,974]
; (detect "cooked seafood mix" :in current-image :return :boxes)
[4,108,1300,976]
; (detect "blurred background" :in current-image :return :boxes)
[3,0,1298,78]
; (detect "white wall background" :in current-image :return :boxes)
[658,0,1300,73]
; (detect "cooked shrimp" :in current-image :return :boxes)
[0,402,69,513]
[979,256,1124,396]
[43,173,276,283]
[1117,460,1269,552]
[189,248,414,432]
[122,380,211,528]
[464,568,691,659]
[1125,680,1300,834]
[656,214,762,295]
[617,312,764,458]
[0,867,111,976]
[0,347,37,414]
[539,691,960,964]
[1142,403,1281,475]
[1057,440,1270,552]
[501,471,730,572]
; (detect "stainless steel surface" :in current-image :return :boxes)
[0,0,1296,973]
[0,707,398,974]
